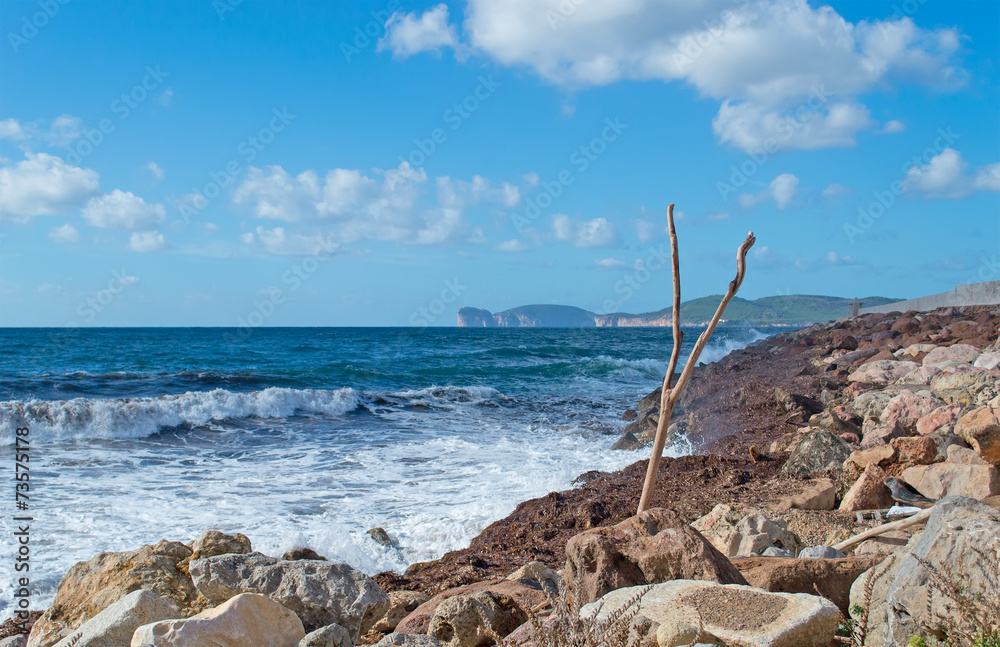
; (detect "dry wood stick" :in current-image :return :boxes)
[637,221,755,514]
[833,507,932,552]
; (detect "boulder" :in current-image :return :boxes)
[582,581,840,647]
[829,332,859,352]
[859,421,907,449]
[974,350,1000,370]
[131,592,304,647]
[849,540,913,647]
[772,479,837,511]
[395,580,545,636]
[781,429,852,476]
[878,392,944,435]
[725,512,801,557]
[916,403,964,436]
[848,360,919,385]
[774,387,823,416]
[374,634,441,647]
[882,497,1000,646]
[299,623,351,647]
[848,390,894,421]
[190,530,252,561]
[733,556,875,615]
[897,365,943,386]
[373,591,431,633]
[946,444,989,465]
[26,540,203,647]
[506,561,559,595]
[427,591,527,647]
[189,552,388,638]
[840,463,895,511]
[1,637,26,647]
[762,547,795,558]
[901,462,1000,500]
[843,445,897,483]
[955,406,1000,464]
[923,343,981,366]
[853,530,912,558]
[284,548,327,562]
[49,590,180,647]
[932,370,1000,406]
[690,504,742,554]
[563,508,746,606]
[796,546,846,559]
[889,435,937,466]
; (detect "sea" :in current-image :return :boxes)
[0,325,771,618]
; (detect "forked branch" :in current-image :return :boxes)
[637,208,755,514]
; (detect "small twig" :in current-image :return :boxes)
[637,207,755,514]
[833,507,932,552]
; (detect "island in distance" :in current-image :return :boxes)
[457,294,900,327]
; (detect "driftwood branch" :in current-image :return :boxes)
[637,212,755,514]
[833,507,932,552]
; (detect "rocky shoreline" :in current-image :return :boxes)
[4,306,999,647]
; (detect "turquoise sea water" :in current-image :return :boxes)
[0,325,770,617]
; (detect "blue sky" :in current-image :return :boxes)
[1,0,997,326]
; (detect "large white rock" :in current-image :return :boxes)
[51,589,180,647]
[582,581,840,647]
[131,592,304,647]
[190,552,388,639]
[848,360,919,386]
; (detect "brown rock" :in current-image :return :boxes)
[916,403,964,436]
[840,463,895,511]
[395,580,545,635]
[562,508,746,606]
[901,463,1000,500]
[732,556,879,615]
[373,590,432,633]
[773,478,837,511]
[955,406,1000,464]
[428,591,527,647]
[946,444,989,466]
[879,392,945,436]
[26,540,203,647]
[843,445,897,483]
[829,332,859,352]
[889,436,937,467]
[190,530,252,561]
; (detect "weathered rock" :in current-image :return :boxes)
[131,592,304,647]
[395,580,545,636]
[974,350,1000,370]
[853,530,912,558]
[374,634,441,647]
[955,405,1000,464]
[932,370,1000,406]
[916,403,964,436]
[0,637,26,647]
[901,462,1000,500]
[897,365,943,386]
[772,479,836,511]
[506,561,559,595]
[923,343,981,366]
[883,497,1000,646]
[49,590,179,647]
[848,360,919,386]
[762,547,795,558]
[298,623,351,647]
[797,546,846,559]
[726,513,801,558]
[889,435,937,466]
[373,591,431,633]
[848,390,895,422]
[840,463,895,511]
[878,392,944,435]
[781,429,852,476]
[733,556,875,615]
[829,332,859,352]
[690,504,742,554]
[190,530,252,561]
[368,528,394,547]
[189,552,389,637]
[582,581,841,647]
[284,548,328,562]
[26,540,203,647]
[427,591,527,647]
[563,508,746,606]
[843,445,897,483]
[774,387,823,415]
[946,443,989,465]
[850,535,916,647]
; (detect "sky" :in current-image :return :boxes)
[0,0,998,327]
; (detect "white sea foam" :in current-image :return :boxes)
[696,327,770,365]
[0,387,359,443]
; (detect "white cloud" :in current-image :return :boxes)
[82,189,166,230]
[0,115,82,146]
[880,119,906,134]
[49,223,81,243]
[0,118,27,141]
[495,238,529,252]
[245,226,340,256]
[128,231,167,253]
[159,88,174,106]
[146,161,165,182]
[37,282,64,294]
[0,152,100,223]
[551,213,620,247]
[902,150,1000,199]
[45,115,82,146]
[378,4,458,58]
[825,251,855,265]
[822,183,851,198]
[457,0,964,152]
[973,163,1000,192]
[233,165,322,221]
[738,173,800,209]
[595,257,628,269]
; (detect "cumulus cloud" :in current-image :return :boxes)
[595,257,628,269]
[901,148,1000,199]
[378,4,458,58]
[0,115,82,146]
[0,152,100,223]
[146,161,165,182]
[243,226,340,256]
[82,189,166,230]
[128,231,167,253]
[822,183,851,198]
[495,238,529,252]
[49,223,81,243]
[443,0,966,152]
[0,118,27,141]
[738,173,800,209]
[551,214,619,247]
[880,119,906,134]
